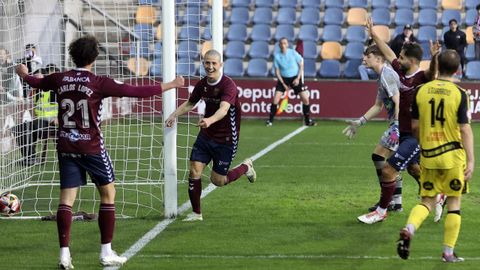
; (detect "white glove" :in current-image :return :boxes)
[342,117,367,140]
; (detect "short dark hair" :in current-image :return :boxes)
[364,45,384,58]
[68,35,99,67]
[401,42,423,62]
[449,19,458,25]
[438,50,460,76]
[477,4,480,11]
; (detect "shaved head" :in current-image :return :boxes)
[204,49,222,61]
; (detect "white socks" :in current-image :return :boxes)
[60,247,71,260]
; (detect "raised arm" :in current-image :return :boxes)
[424,40,441,81]
[366,17,397,63]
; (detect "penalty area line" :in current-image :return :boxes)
[105,126,308,270]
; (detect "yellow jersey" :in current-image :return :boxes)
[411,79,470,169]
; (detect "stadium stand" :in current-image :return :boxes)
[325,0,345,9]
[225,41,246,59]
[323,8,344,25]
[345,26,367,43]
[226,24,247,41]
[276,8,297,25]
[417,26,438,43]
[395,0,414,9]
[299,8,321,25]
[466,0,480,10]
[135,6,157,24]
[274,24,295,42]
[371,0,391,9]
[224,58,245,77]
[347,8,367,26]
[322,25,342,42]
[247,58,269,77]
[304,58,318,78]
[278,0,298,8]
[440,9,461,26]
[394,9,414,26]
[255,0,274,8]
[344,42,365,60]
[318,60,341,78]
[301,0,322,9]
[248,41,270,59]
[298,25,320,42]
[178,41,199,59]
[302,40,319,59]
[176,58,197,76]
[231,0,252,8]
[250,24,272,42]
[348,0,369,9]
[441,0,462,10]
[418,0,438,9]
[229,7,249,24]
[343,59,362,78]
[371,8,391,25]
[320,42,342,60]
[417,9,438,27]
[252,8,273,25]
[465,61,480,80]
[372,25,391,43]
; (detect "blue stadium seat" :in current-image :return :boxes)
[226,24,247,41]
[247,58,269,77]
[395,0,414,9]
[303,41,318,59]
[318,60,341,78]
[224,58,244,77]
[139,0,159,4]
[466,44,475,61]
[203,27,212,40]
[250,24,271,42]
[150,57,162,76]
[304,59,317,77]
[134,24,155,41]
[298,25,319,42]
[255,0,274,8]
[371,8,390,25]
[322,25,343,42]
[276,8,297,25]
[178,41,199,59]
[465,61,480,80]
[323,8,344,25]
[394,9,414,26]
[274,24,295,42]
[153,42,162,56]
[179,25,200,40]
[417,26,437,42]
[299,8,321,25]
[279,0,298,8]
[418,0,438,9]
[344,42,365,60]
[225,41,246,59]
[180,7,201,25]
[252,8,273,25]
[371,0,391,9]
[348,0,368,8]
[419,41,431,60]
[129,40,150,57]
[301,0,322,9]
[325,0,345,9]
[441,9,461,26]
[393,25,404,37]
[248,41,270,59]
[176,58,196,76]
[231,0,252,8]
[417,9,437,27]
[345,26,367,43]
[343,59,362,79]
[440,26,449,42]
[466,9,477,26]
[465,0,480,10]
[229,7,249,24]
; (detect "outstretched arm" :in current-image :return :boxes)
[161,76,185,92]
[366,17,397,64]
[165,100,196,127]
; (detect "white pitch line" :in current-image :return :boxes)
[105,126,308,270]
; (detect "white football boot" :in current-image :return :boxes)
[58,257,74,269]
[183,212,203,221]
[357,210,387,224]
[100,251,127,266]
[243,158,257,183]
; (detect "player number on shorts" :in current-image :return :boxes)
[61,98,90,128]
[428,97,445,127]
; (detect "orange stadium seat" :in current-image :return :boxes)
[419,60,431,71]
[441,0,462,10]
[466,26,475,44]
[372,25,391,43]
[201,40,213,57]
[320,41,342,60]
[136,6,157,24]
[127,57,150,76]
[347,8,367,26]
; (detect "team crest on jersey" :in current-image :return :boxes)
[423,181,434,190]
[213,88,220,96]
[450,179,462,191]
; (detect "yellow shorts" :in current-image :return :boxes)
[419,165,469,197]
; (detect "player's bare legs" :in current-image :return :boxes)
[299,91,315,126]
[267,91,284,126]
[57,188,78,269]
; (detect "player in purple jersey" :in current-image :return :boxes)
[357,18,442,224]
[16,35,184,269]
[165,49,257,222]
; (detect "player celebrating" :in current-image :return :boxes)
[397,50,474,262]
[357,18,441,224]
[165,49,256,222]
[342,45,401,223]
[16,35,185,269]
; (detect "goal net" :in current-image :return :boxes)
[0,0,217,218]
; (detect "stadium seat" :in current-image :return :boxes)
[247,58,269,77]
[225,41,246,59]
[344,42,365,60]
[343,59,362,78]
[180,7,202,25]
[176,58,196,76]
[345,26,367,43]
[301,0,322,8]
[440,26,449,42]
[417,26,437,43]
[229,7,249,24]
[371,8,391,26]
[276,8,297,25]
[248,41,270,59]
[466,44,475,61]
[465,61,480,79]
[134,24,155,41]
[252,8,273,25]
[153,42,162,56]
[347,8,367,26]
[129,40,150,57]
[135,6,157,24]
[323,8,344,25]
[395,0,414,9]
[418,0,438,9]
[179,25,200,40]
[155,24,162,40]
[419,60,431,71]
[441,0,462,10]
[127,57,150,76]
[203,27,212,40]
[279,0,298,8]
[299,8,321,25]
[178,41,199,59]
[322,25,343,42]
[371,0,391,9]
[303,58,318,77]
[372,25,391,43]
[232,58,252,76]
[150,57,162,76]
[250,24,271,42]
[348,0,368,8]
[466,0,480,10]
[274,24,295,42]
[419,41,431,60]
[201,41,212,57]
[255,0,274,8]
[302,40,318,59]
[231,0,252,8]
[321,41,342,60]
[466,26,475,44]
[466,9,477,26]
[226,24,247,41]
[394,9,414,26]
[325,0,345,9]
[417,9,438,27]
[393,25,404,37]
[139,0,159,4]
[298,25,319,42]
[441,9,461,26]
[318,60,341,78]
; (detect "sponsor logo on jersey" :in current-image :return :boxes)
[450,179,462,191]
[60,129,92,142]
[423,181,434,190]
[62,76,91,83]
